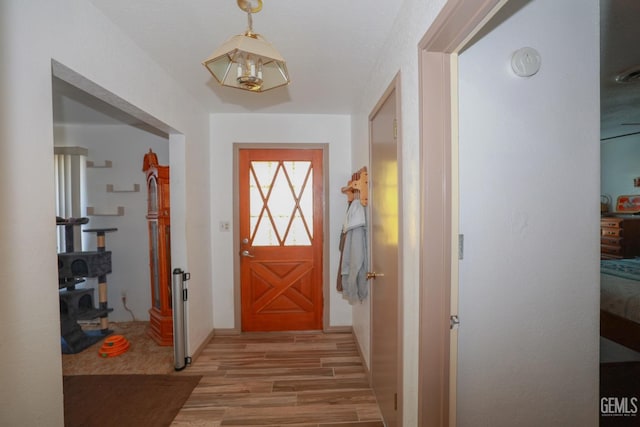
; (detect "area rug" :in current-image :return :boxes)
[63,374,201,427]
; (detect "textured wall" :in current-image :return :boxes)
[209,113,352,329]
[0,0,211,424]
[458,0,600,425]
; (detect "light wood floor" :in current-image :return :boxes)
[171,332,384,426]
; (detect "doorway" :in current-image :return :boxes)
[417,1,508,425]
[52,63,181,375]
[237,147,325,331]
[369,76,402,427]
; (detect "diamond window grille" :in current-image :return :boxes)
[249,161,313,246]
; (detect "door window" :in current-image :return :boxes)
[249,160,313,246]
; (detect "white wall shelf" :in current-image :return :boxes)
[86,160,113,168]
[86,206,125,216]
[106,184,140,193]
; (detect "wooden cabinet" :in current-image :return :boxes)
[143,150,172,346]
[601,216,640,259]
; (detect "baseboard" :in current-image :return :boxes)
[212,327,242,336]
[323,325,353,334]
[351,327,372,384]
[189,328,216,363]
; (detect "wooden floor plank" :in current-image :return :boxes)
[183,391,297,408]
[220,406,359,425]
[272,377,372,392]
[296,389,378,406]
[265,350,360,359]
[217,358,321,370]
[245,342,339,352]
[225,367,335,379]
[172,332,383,426]
[319,422,384,427]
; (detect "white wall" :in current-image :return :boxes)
[54,123,169,322]
[0,1,211,425]
[457,0,599,425]
[601,135,640,205]
[209,113,353,330]
[350,0,448,424]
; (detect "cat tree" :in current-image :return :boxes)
[57,216,116,353]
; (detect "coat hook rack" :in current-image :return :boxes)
[341,166,368,206]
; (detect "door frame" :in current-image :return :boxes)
[232,143,330,332]
[368,73,403,426]
[417,0,509,425]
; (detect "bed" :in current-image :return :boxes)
[601,258,640,353]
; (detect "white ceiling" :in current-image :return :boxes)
[54,0,640,142]
[86,0,404,115]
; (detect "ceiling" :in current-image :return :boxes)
[54,0,640,142]
[87,0,403,115]
[600,0,640,141]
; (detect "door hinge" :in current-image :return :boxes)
[450,315,460,330]
[393,119,398,139]
[394,392,398,410]
[458,234,464,260]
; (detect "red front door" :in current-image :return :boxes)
[238,148,324,331]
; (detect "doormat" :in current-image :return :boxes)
[63,374,201,427]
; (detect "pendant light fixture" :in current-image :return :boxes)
[202,0,290,93]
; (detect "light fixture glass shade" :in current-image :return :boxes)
[203,32,290,92]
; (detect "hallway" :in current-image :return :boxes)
[172,332,383,426]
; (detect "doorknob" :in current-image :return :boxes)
[240,250,255,258]
[366,272,384,280]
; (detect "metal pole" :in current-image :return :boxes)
[172,268,188,371]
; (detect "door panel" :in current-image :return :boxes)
[370,87,400,426]
[239,149,323,331]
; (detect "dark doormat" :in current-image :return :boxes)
[63,374,201,427]
[601,362,640,426]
